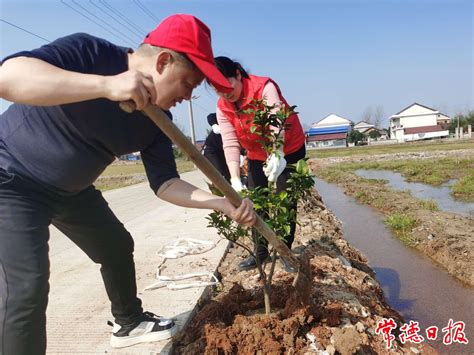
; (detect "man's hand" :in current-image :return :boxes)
[263,150,286,182]
[222,198,256,227]
[157,179,255,227]
[104,70,156,110]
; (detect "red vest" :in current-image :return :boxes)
[217,75,305,161]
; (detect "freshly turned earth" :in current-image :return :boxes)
[173,188,436,354]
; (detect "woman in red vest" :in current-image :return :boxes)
[211,56,306,272]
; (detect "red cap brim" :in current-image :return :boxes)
[187,54,233,94]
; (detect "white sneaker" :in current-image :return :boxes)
[110,311,177,348]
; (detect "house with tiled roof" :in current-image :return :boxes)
[306,114,352,148]
[353,121,375,134]
[389,103,450,142]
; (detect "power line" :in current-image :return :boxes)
[70,0,137,45]
[98,0,147,36]
[60,0,131,45]
[60,0,135,47]
[88,0,142,41]
[0,18,50,42]
[133,0,159,23]
[134,0,159,22]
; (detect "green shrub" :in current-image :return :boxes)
[419,199,439,211]
[452,174,474,200]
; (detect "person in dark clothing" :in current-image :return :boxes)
[0,14,255,354]
[202,113,231,182]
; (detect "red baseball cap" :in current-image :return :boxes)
[143,14,232,93]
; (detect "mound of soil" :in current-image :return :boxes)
[173,189,435,354]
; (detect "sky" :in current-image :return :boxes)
[1,0,473,140]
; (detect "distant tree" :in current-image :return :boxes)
[373,105,384,128]
[361,105,385,128]
[362,106,373,123]
[347,130,365,145]
[448,111,474,133]
[369,130,381,139]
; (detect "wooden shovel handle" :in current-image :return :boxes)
[120,102,299,269]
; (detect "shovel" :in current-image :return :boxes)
[120,102,312,305]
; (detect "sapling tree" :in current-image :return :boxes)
[207,99,314,314]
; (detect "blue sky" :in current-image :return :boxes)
[1,0,473,140]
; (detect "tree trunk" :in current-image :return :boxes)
[264,283,271,314]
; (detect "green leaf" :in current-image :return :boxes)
[296,159,309,175]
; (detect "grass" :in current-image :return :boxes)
[100,158,195,176]
[354,191,387,209]
[96,158,196,191]
[100,158,195,177]
[355,158,471,185]
[452,174,474,201]
[176,159,197,174]
[100,163,146,176]
[306,139,473,159]
[326,157,474,201]
[419,199,439,211]
[354,191,370,203]
[384,212,418,245]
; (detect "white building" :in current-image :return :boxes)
[389,103,450,142]
[306,114,352,148]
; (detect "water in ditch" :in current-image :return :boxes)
[354,169,474,217]
[314,177,473,354]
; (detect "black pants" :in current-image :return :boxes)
[247,144,306,256]
[0,169,143,355]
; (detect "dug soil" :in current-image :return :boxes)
[173,188,436,354]
[309,149,474,287]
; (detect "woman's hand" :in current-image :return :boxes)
[264,149,287,182]
[230,177,245,192]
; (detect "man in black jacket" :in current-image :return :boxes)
[0,14,255,354]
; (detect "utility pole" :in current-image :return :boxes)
[457,114,460,139]
[188,96,198,145]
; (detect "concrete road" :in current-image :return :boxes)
[46,170,229,354]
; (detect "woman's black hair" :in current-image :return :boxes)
[214,56,249,79]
